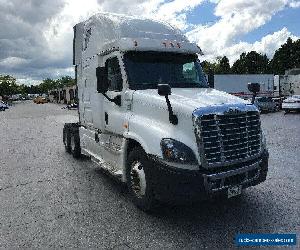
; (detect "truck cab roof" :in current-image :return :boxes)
[73,12,202,65]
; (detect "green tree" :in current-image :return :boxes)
[214,56,231,74]
[293,39,300,69]
[17,84,27,95]
[28,85,41,94]
[0,75,19,96]
[57,76,75,88]
[39,78,57,93]
[231,53,245,74]
[37,76,75,94]
[270,37,300,74]
[231,51,270,74]
[201,60,216,74]
[0,74,76,97]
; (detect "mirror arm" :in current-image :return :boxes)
[165,95,178,125]
[251,92,257,104]
[102,93,121,106]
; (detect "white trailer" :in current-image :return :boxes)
[214,74,275,98]
[63,13,269,211]
[276,69,300,96]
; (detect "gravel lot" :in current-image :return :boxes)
[0,101,299,248]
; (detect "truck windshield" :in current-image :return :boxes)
[123,52,208,90]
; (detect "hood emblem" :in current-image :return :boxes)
[225,107,242,115]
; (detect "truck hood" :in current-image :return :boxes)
[133,88,249,116]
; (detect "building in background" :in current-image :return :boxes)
[48,85,77,104]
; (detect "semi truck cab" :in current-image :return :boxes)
[63,13,269,211]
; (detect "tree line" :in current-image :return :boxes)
[201,37,300,75]
[0,76,75,96]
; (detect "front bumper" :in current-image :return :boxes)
[282,103,300,110]
[148,150,269,203]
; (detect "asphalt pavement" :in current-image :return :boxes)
[0,101,299,248]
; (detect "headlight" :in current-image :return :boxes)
[160,138,197,164]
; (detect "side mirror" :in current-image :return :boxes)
[248,82,260,104]
[158,84,171,96]
[157,84,178,125]
[248,82,260,94]
[96,66,108,93]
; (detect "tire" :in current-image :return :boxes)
[63,125,71,153]
[284,109,290,114]
[70,126,81,158]
[126,147,156,212]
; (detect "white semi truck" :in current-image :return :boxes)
[63,13,269,211]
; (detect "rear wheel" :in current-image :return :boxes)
[63,125,71,153]
[70,126,81,158]
[126,147,156,212]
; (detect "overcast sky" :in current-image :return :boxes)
[0,0,299,85]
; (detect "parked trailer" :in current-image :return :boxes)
[63,13,269,211]
[275,69,300,97]
[214,74,275,98]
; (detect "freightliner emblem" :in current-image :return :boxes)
[225,107,242,115]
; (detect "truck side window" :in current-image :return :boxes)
[106,57,123,92]
[84,28,91,51]
[183,62,199,82]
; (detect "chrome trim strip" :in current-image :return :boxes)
[193,103,258,116]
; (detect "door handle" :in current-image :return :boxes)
[95,133,99,143]
[105,112,108,125]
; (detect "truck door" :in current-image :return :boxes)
[102,56,126,135]
[97,55,127,172]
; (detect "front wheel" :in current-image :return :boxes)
[126,147,156,212]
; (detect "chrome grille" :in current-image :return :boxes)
[193,105,261,168]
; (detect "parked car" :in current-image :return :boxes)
[282,95,300,113]
[0,101,9,111]
[67,103,78,110]
[33,96,48,104]
[272,97,283,110]
[254,97,278,112]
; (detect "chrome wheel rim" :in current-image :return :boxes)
[130,161,146,198]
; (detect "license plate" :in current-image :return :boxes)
[228,185,242,198]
